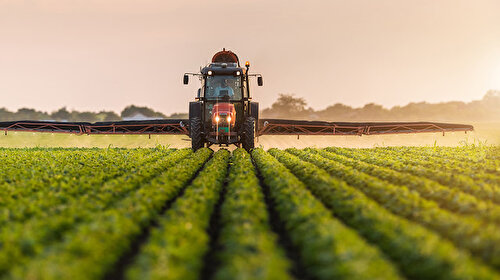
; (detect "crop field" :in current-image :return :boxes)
[0,145,499,279]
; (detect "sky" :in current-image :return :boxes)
[0,0,499,114]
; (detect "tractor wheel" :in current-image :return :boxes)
[241,117,255,151]
[190,117,204,150]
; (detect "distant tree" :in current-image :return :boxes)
[16,108,50,120]
[262,94,312,118]
[74,111,99,122]
[51,107,71,121]
[272,94,308,113]
[121,105,166,119]
[2,91,500,123]
[389,102,429,120]
[167,112,189,119]
[484,90,500,103]
[265,91,500,122]
[357,103,389,120]
[323,103,353,114]
[0,108,14,121]
[96,111,121,122]
[318,103,355,121]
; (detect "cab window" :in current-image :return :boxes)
[205,76,242,100]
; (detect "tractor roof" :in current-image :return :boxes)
[200,63,245,75]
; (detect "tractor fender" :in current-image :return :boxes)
[189,102,202,120]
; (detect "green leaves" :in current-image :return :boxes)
[214,148,292,280]
[272,148,500,280]
[9,148,211,279]
[1,145,499,279]
[126,149,229,280]
[254,148,402,280]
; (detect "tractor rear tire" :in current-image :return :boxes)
[241,117,255,151]
[190,117,204,150]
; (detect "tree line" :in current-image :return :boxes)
[262,91,500,122]
[0,91,498,122]
[0,105,187,122]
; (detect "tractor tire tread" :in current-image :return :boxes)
[242,117,255,151]
[190,117,204,150]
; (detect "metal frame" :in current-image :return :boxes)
[2,122,86,135]
[86,123,189,135]
[2,121,189,136]
[256,120,473,136]
[1,119,473,138]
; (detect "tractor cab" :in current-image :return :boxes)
[183,49,262,150]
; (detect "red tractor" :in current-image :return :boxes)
[183,49,262,150]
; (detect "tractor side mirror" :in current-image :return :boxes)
[257,76,263,86]
[183,74,189,85]
[197,88,201,98]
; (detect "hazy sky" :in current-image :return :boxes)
[1,0,499,114]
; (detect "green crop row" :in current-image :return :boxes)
[0,146,498,279]
[213,148,292,280]
[269,148,499,279]
[328,147,500,205]
[8,148,213,279]
[0,148,165,225]
[371,147,500,185]
[253,148,402,280]
[308,148,500,224]
[126,149,230,280]
[389,146,499,166]
[367,146,500,190]
[288,148,500,269]
[385,146,498,171]
[0,148,192,277]
[0,149,130,198]
[0,148,148,188]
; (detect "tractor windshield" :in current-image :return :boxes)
[205,76,242,100]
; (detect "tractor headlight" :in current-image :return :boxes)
[227,116,232,122]
[208,70,213,76]
[215,115,220,122]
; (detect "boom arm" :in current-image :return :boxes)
[0,119,473,137]
[0,120,190,135]
[257,119,473,136]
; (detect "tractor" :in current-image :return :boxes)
[183,49,262,150]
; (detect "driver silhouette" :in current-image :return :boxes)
[214,79,234,98]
